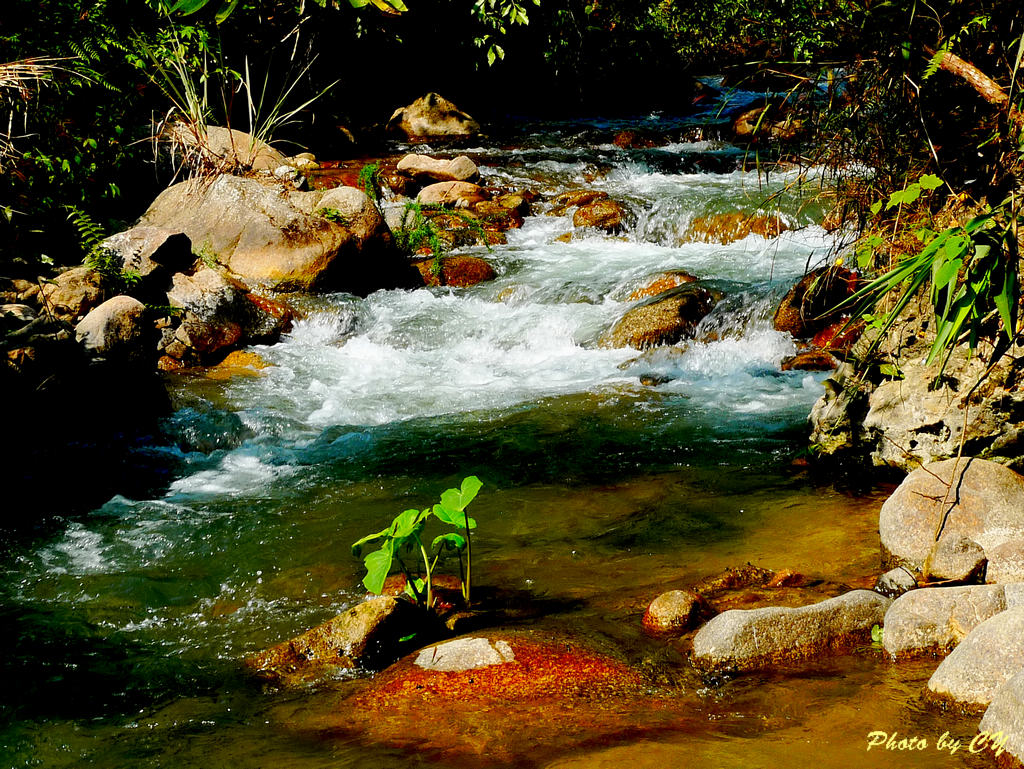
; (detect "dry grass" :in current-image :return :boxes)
[1,57,69,170]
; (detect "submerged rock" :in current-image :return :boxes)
[881,584,1016,658]
[878,458,1024,581]
[682,212,788,245]
[386,93,480,141]
[351,630,646,708]
[926,606,1024,712]
[245,596,425,686]
[621,271,699,302]
[691,589,891,674]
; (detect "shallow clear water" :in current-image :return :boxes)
[0,113,984,768]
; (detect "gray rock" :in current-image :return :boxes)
[927,606,1024,712]
[882,584,1008,658]
[691,589,891,673]
[874,566,918,599]
[74,295,150,365]
[414,637,516,672]
[397,154,479,184]
[979,666,1024,765]
[244,596,424,686]
[878,458,1024,582]
[987,541,1024,584]
[141,175,414,294]
[807,296,1024,473]
[101,227,193,278]
[1,304,36,322]
[386,93,480,140]
[928,535,987,582]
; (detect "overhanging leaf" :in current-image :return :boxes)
[362,541,394,594]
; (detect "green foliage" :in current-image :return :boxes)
[317,207,349,224]
[393,201,448,258]
[352,477,483,609]
[871,623,884,647]
[66,206,140,290]
[840,183,1021,379]
[357,162,383,203]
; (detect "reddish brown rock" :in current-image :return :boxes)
[772,266,859,339]
[413,256,497,288]
[573,198,626,233]
[682,212,788,245]
[612,130,661,149]
[811,318,864,353]
[781,349,838,371]
[352,630,646,709]
[625,271,699,302]
[550,189,608,212]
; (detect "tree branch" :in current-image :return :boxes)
[925,46,1023,131]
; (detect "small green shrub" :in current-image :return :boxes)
[317,206,349,225]
[352,476,482,609]
[357,162,383,203]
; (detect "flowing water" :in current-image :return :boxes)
[1,110,988,767]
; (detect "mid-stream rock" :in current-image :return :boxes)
[979,667,1024,766]
[601,285,720,350]
[396,154,479,184]
[772,266,859,339]
[573,198,626,232]
[691,589,891,673]
[416,181,487,208]
[413,255,496,288]
[682,212,788,245]
[245,596,424,686]
[881,584,1018,658]
[926,606,1024,712]
[642,589,713,634]
[140,174,417,294]
[386,93,480,141]
[878,458,1024,581]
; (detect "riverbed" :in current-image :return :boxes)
[0,109,987,768]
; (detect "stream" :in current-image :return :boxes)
[0,106,989,767]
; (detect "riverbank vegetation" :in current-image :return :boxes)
[3,0,1022,377]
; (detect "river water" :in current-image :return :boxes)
[1,110,987,767]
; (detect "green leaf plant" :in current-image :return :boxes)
[352,476,482,610]
[837,178,1021,380]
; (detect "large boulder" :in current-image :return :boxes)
[881,584,1017,658]
[39,266,107,322]
[163,124,287,172]
[396,154,479,185]
[100,226,194,302]
[244,596,425,687]
[74,295,152,366]
[808,295,1024,473]
[878,458,1024,581]
[979,667,1024,766]
[926,606,1024,712]
[691,590,891,673]
[140,174,417,294]
[386,93,480,141]
[600,285,720,350]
